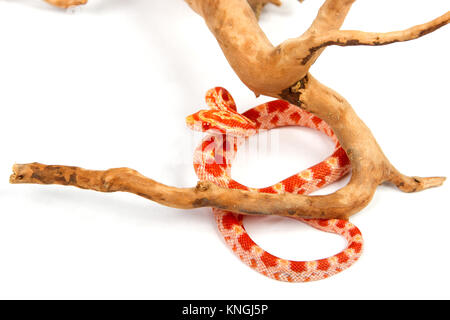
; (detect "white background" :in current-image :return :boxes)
[0,0,448,299]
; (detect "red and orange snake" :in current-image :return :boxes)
[186,87,363,282]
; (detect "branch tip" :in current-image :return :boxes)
[392,174,446,193]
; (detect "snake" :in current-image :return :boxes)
[186,87,363,282]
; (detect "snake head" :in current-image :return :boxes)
[186,87,256,137]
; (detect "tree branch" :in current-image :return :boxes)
[296,0,356,67]
[187,0,448,96]
[305,0,356,34]
[278,73,445,198]
[247,0,282,19]
[8,163,365,220]
[44,0,87,8]
[298,10,450,64]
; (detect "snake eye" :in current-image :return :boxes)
[202,122,211,131]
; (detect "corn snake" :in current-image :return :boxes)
[186,87,363,282]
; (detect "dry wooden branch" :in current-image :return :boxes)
[44,0,87,8]
[247,0,282,18]
[291,11,450,65]
[9,161,443,220]
[15,0,448,220]
[186,0,449,96]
